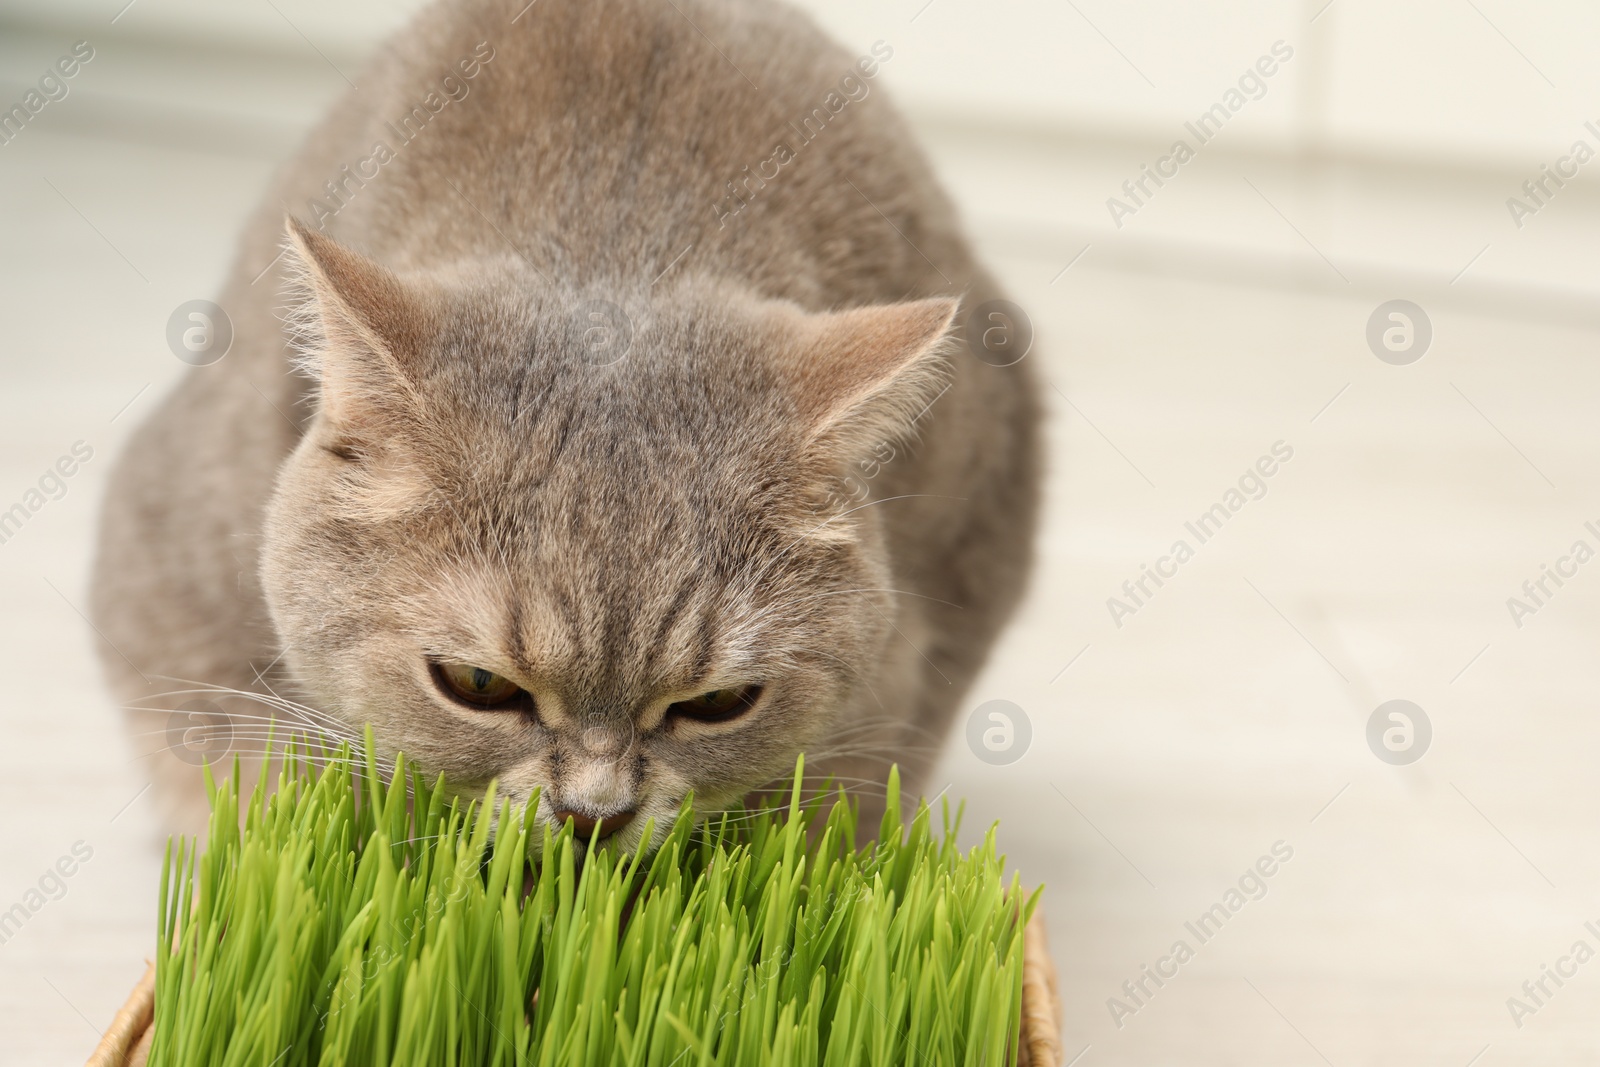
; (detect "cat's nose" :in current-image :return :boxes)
[552,808,636,841]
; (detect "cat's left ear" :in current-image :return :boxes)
[783,297,959,457]
[282,217,434,428]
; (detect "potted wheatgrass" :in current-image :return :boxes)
[87,740,1061,1066]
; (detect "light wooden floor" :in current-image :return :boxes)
[3,28,1599,1067]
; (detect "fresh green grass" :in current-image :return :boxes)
[150,739,1039,1066]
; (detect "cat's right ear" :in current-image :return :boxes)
[783,297,959,461]
[282,217,432,428]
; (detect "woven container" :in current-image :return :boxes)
[88,909,1062,1067]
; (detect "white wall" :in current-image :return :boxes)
[3,0,1596,169]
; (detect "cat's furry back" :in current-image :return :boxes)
[91,0,1041,840]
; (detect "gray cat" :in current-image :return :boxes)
[91,0,1041,846]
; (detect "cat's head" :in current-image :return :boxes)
[260,220,956,852]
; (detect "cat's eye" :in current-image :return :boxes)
[668,684,764,723]
[432,662,525,708]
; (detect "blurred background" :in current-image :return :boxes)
[3,0,1599,1063]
